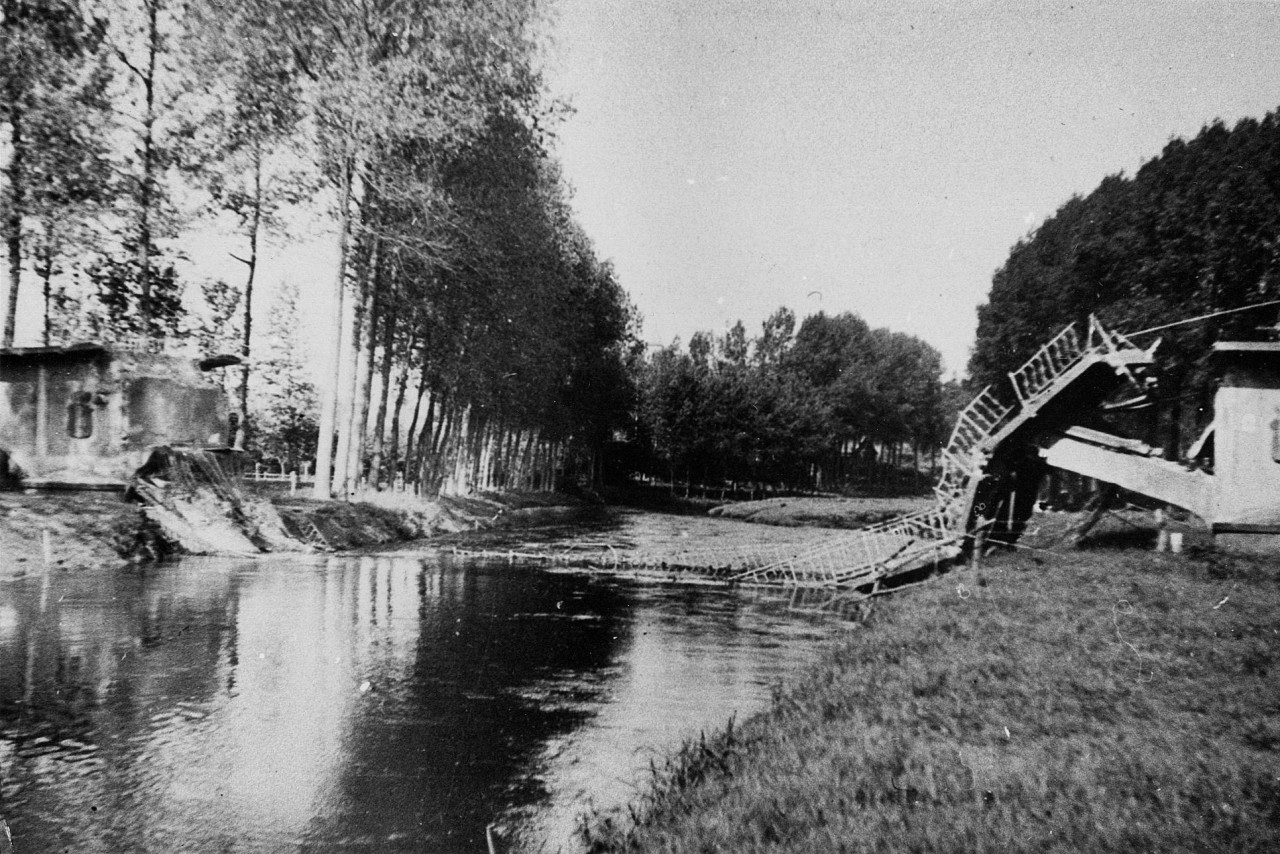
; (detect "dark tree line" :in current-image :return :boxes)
[972,108,1280,454]
[631,309,950,494]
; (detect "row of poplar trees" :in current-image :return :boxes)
[971,108,1280,457]
[1,0,637,499]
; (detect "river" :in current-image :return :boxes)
[0,520,843,853]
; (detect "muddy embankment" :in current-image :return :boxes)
[270,491,594,551]
[0,488,593,577]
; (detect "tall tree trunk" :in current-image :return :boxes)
[35,218,57,346]
[439,404,466,495]
[447,406,467,494]
[476,422,491,490]
[502,427,521,489]
[311,156,359,499]
[385,332,416,489]
[235,144,263,450]
[420,395,445,493]
[417,404,438,494]
[336,208,382,498]
[4,99,23,348]
[344,284,377,497]
[550,442,561,493]
[461,410,480,493]
[330,275,359,497]
[403,371,428,473]
[518,429,538,489]
[506,429,522,488]
[40,240,51,346]
[136,0,160,332]
[466,416,486,492]
[367,286,396,487]
[488,422,505,489]
[429,392,447,456]
[491,422,507,489]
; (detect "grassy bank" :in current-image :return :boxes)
[583,541,1280,853]
[0,491,147,575]
[708,496,934,529]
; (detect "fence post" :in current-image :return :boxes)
[1155,507,1170,552]
[970,518,991,570]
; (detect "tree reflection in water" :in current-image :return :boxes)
[0,551,831,853]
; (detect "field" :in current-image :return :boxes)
[582,517,1280,853]
[708,496,935,529]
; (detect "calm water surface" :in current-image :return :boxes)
[0,541,839,853]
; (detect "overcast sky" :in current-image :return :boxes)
[543,0,1280,375]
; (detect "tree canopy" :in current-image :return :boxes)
[971,108,1280,450]
[632,308,946,493]
[0,0,637,499]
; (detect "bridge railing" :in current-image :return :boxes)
[1008,315,1147,407]
[1008,322,1085,405]
[730,505,959,586]
[945,385,1015,456]
[1086,314,1142,355]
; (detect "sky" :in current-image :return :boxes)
[542,0,1280,375]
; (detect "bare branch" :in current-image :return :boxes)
[113,46,146,82]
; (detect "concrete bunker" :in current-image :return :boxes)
[0,343,240,490]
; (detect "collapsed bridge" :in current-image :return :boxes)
[461,315,1280,599]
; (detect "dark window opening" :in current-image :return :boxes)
[68,392,94,439]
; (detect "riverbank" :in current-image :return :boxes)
[0,486,933,577]
[582,521,1280,853]
[0,488,590,575]
[270,489,591,551]
[0,491,148,576]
